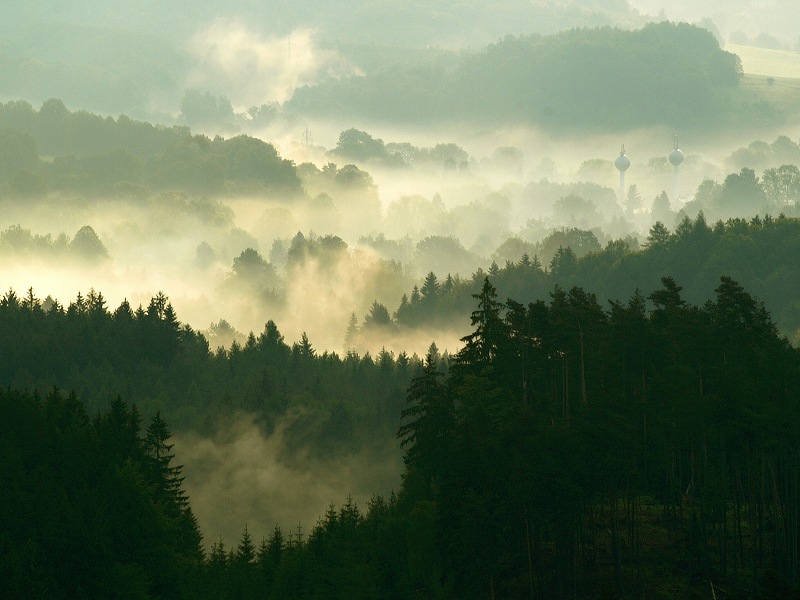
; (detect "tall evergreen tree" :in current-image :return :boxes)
[456,277,506,368]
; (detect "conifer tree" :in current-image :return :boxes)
[420,271,440,304]
[344,311,359,350]
[457,277,505,367]
[296,332,313,358]
[398,350,453,493]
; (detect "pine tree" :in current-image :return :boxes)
[147,291,169,320]
[394,293,410,323]
[145,412,177,473]
[236,526,256,565]
[457,277,505,367]
[398,350,453,491]
[549,246,578,281]
[1,288,20,310]
[22,287,40,312]
[298,332,315,358]
[363,301,392,329]
[420,272,440,305]
[266,526,284,568]
[443,273,455,293]
[344,311,359,350]
[207,538,229,596]
[626,183,642,213]
[144,412,203,560]
[646,221,673,248]
[114,298,135,321]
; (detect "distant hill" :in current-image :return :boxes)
[628,0,800,43]
[288,22,742,131]
[0,1,645,117]
[4,4,793,133]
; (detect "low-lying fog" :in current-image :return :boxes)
[174,416,403,547]
[4,118,798,544]
[2,120,766,354]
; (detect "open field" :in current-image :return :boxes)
[715,44,800,131]
[726,43,800,79]
[738,72,800,108]
[733,73,800,129]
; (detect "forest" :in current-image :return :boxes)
[0,1,645,119]
[375,213,800,347]
[4,1,800,598]
[289,22,744,131]
[2,276,799,598]
[3,11,796,133]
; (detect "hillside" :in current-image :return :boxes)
[288,22,742,131]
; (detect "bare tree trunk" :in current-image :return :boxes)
[611,491,623,597]
[734,466,744,579]
[791,454,799,587]
[526,517,534,600]
[748,452,758,588]
[579,326,587,405]
[564,355,569,422]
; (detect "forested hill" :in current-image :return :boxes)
[0,288,416,455]
[0,100,301,197]
[3,276,800,598]
[390,276,800,598]
[379,213,800,344]
[0,389,204,598]
[288,22,742,130]
[0,1,643,118]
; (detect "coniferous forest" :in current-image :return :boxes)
[2,275,799,598]
[4,3,800,599]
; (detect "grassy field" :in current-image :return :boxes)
[726,43,800,79]
[738,73,800,109]
[717,44,800,129]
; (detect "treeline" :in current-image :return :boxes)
[328,128,471,170]
[19,275,790,599]
[3,276,799,598]
[0,224,109,261]
[725,135,800,175]
[0,99,301,197]
[0,289,417,454]
[0,389,202,599]
[0,99,188,158]
[1,2,644,121]
[393,276,800,597]
[288,22,742,130]
[204,276,800,598]
[365,214,800,343]
[200,495,411,600]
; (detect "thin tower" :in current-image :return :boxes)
[669,135,685,202]
[615,145,630,200]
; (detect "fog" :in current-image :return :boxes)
[1,120,788,358]
[8,0,798,122]
[3,0,799,545]
[3,117,796,358]
[187,21,358,108]
[627,0,800,45]
[174,415,403,547]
